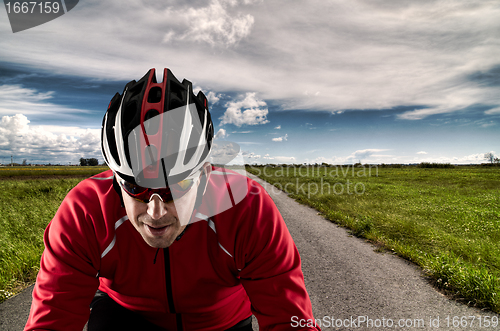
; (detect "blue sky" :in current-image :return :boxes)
[0,0,499,165]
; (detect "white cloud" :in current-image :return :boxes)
[177,0,255,46]
[214,128,228,140]
[349,149,390,162]
[242,151,261,159]
[0,0,499,121]
[485,107,500,115]
[255,154,295,163]
[210,141,240,164]
[219,92,269,126]
[273,156,296,163]
[415,152,494,164]
[206,91,222,105]
[272,134,288,142]
[417,151,428,155]
[236,141,262,145]
[397,104,466,120]
[0,84,90,116]
[0,114,101,164]
[311,149,391,165]
[274,125,281,129]
[193,88,221,106]
[481,121,496,128]
[312,150,498,165]
[122,0,255,48]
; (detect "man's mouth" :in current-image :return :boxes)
[145,224,170,237]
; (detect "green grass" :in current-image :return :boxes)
[0,166,109,178]
[247,165,500,313]
[1,165,499,312]
[0,166,107,303]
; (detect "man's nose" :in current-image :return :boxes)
[147,194,168,220]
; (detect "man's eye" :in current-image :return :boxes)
[125,183,145,194]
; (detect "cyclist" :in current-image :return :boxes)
[25,68,320,330]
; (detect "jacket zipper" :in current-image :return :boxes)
[164,247,183,331]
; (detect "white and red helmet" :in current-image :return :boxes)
[101,68,214,188]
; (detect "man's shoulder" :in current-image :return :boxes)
[50,169,124,241]
[62,169,118,214]
[71,169,114,195]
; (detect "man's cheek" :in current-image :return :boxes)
[173,195,196,226]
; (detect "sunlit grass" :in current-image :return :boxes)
[247,165,500,312]
[0,166,108,178]
[0,166,108,302]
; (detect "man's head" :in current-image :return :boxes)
[117,162,212,248]
[101,68,214,247]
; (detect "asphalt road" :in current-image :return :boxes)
[1,174,498,330]
[250,174,498,330]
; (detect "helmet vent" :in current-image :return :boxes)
[147,87,162,103]
[128,82,144,98]
[144,109,160,135]
[123,101,138,130]
[167,80,186,111]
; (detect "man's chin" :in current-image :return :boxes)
[140,224,186,248]
[142,235,176,249]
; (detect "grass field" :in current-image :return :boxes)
[1,165,499,314]
[0,166,109,178]
[247,165,500,313]
[0,166,108,303]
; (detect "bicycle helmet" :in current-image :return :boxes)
[101,68,214,189]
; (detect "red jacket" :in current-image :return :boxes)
[25,167,319,330]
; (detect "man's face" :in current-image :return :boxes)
[120,168,207,248]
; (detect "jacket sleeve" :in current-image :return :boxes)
[24,185,101,331]
[237,180,321,331]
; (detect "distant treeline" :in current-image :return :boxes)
[418,162,455,168]
[79,158,99,166]
[245,162,497,169]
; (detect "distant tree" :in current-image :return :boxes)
[495,157,500,164]
[484,152,495,164]
[80,158,99,166]
[22,159,28,166]
[88,158,99,166]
